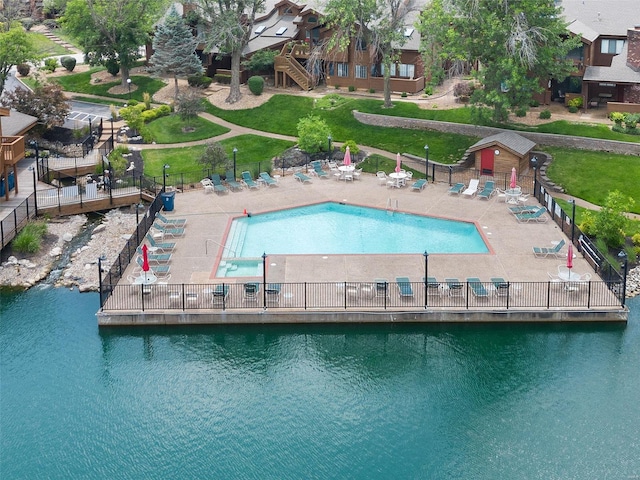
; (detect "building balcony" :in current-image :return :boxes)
[2,136,26,166]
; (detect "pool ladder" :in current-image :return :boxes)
[386,198,398,212]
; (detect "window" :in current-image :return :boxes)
[398,63,415,78]
[404,28,414,38]
[601,39,624,54]
[337,63,348,77]
[381,63,397,76]
[356,38,367,51]
[254,25,265,34]
[276,27,287,36]
[308,16,317,23]
[355,65,367,79]
[328,62,334,76]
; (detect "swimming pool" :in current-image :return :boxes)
[222,202,488,258]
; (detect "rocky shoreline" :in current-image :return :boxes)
[1,209,639,299]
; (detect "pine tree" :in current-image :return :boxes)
[148,5,204,100]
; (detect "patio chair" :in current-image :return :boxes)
[424,277,442,296]
[136,256,171,275]
[514,208,548,223]
[396,277,414,298]
[265,283,282,305]
[294,172,312,183]
[445,278,465,297]
[210,174,229,194]
[241,171,260,189]
[136,246,172,264]
[448,183,465,195]
[155,212,187,227]
[152,222,185,237]
[467,277,489,298]
[145,233,176,252]
[260,172,278,187]
[461,179,480,197]
[353,168,362,180]
[374,279,389,298]
[490,277,510,297]
[243,282,260,303]
[224,171,243,191]
[211,284,229,306]
[377,171,388,186]
[476,181,496,200]
[532,239,566,258]
[411,179,427,191]
[201,178,215,194]
[311,161,328,178]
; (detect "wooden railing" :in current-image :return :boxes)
[2,136,25,166]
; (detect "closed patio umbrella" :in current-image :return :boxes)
[395,153,402,173]
[510,167,517,189]
[142,243,151,280]
[343,146,351,166]
[566,243,573,270]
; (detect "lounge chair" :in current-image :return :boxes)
[210,174,229,194]
[509,205,543,214]
[265,283,281,305]
[211,284,229,306]
[424,276,442,296]
[374,279,389,297]
[243,282,260,302]
[445,278,464,297]
[461,179,480,197]
[224,170,243,191]
[467,277,489,298]
[476,181,496,200]
[411,179,427,191]
[145,233,175,252]
[395,277,414,298]
[448,183,465,195]
[152,223,185,237]
[532,239,566,258]
[136,256,171,274]
[311,161,328,178]
[241,171,260,189]
[490,277,510,297]
[201,178,215,194]
[259,172,278,187]
[294,172,312,183]
[155,212,187,227]
[514,208,548,223]
[136,246,172,264]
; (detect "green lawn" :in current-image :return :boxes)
[545,147,640,214]
[27,32,70,57]
[142,134,295,180]
[205,95,475,163]
[146,115,230,144]
[53,71,166,102]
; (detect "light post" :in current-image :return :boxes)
[423,251,429,309]
[134,202,144,244]
[28,166,38,215]
[126,78,132,100]
[619,251,628,307]
[570,198,576,244]
[424,144,429,181]
[162,164,170,192]
[531,156,538,198]
[233,147,238,179]
[327,135,332,158]
[29,140,39,178]
[262,252,267,309]
[98,254,106,308]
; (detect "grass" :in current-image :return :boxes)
[545,147,640,214]
[360,154,426,180]
[205,95,475,163]
[146,115,230,144]
[72,96,128,107]
[142,134,295,179]
[12,221,48,254]
[27,32,70,57]
[52,71,166,102]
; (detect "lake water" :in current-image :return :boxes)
[2,287,639,479]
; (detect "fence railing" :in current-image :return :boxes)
[100,279,624,312]
[0,193,37,250]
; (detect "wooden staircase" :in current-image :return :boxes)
[274,43,313,91]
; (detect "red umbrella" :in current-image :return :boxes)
[510,167,517,189]
[395,153,402,173]
[566,243,574,270]
[142,243,150,279]
[343,146,351,166]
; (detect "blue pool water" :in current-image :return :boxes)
[227,202,489,256]
[1,287,639,479]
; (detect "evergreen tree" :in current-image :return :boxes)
[148,6,204,100]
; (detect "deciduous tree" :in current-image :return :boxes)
[323,0,418,108]
[61,0,163,87]
[197,0,265,104]
[148,5,203,100]
[198,140,230,172]
[0,24,39,94]
[418,0,579,122]
[2,83,70,129]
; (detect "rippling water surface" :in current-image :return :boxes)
[2,287,639,479]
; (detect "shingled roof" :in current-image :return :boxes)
[468,132,536,156]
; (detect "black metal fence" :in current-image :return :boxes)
[101,279,624,312]
[0,193,37,250]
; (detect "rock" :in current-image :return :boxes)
[93,224,106,234]
[7,256,18,265]
[63,233,73,242]
[84,263,92,270]
[49,247,62,257]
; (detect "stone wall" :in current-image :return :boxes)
[353,111,640,156]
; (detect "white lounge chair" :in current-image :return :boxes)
[461,179,480,197]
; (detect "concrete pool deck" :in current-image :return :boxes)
[98,173,628,325]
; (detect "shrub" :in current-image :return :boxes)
[609,111,626,126]
[60,56,76,72]
[401,92,407,97]
[341,140,359,155]
[297,115,331,153]
[539,109,551,119]
[453,81,474,98]
[369,88,376,94]
[423,85,433,96]
[530,99,540,107]
[16,63,30,76]
[612,124,626,134]
[43,19,58,29]
[568,105,578,113]
[43,58,58,72]
[21,18,34,31]
[515,107,527,117]
[143,92,151,109]
[567,97,583,109]
[13,221,48,254]
[213,74,231,84]
[105,59,120,76]
[334,85,340,89]
[348,85,355,92]
[188,75,213,88]
[624,113,639,130]
[247,76,264,95]
[632,233,640,246]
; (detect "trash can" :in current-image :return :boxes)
[161,191,175,211]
